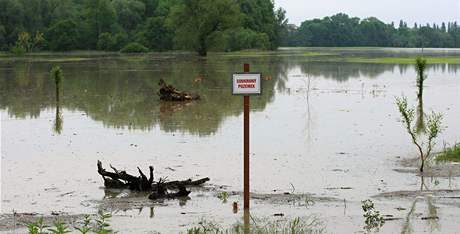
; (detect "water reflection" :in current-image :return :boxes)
[415,93,425,134]
[0,55,458,136]
[54,102,63,134]
[400,176,440,234]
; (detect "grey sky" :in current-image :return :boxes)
[275,0,460,26]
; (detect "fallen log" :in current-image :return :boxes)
[157,79,200,101]
[97,160,152,191]
[148,179,192,200]
[97,161,210,199]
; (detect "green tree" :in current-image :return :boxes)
[0,0,25,45]
[46,20,79,51]
[15,31,44,52]
[48,0,79,24]
[0,24,6,50]
[112,0,146,32]
[238,0,280,49]
[97,32,116,51]
[168,0,242,56]
[83,0,117,49]
[274,7,288,48]
[140,16,173,51]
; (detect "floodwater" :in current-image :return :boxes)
[1,48,460,233]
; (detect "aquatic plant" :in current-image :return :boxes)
[361,199,385,232]
[396,96,443,172]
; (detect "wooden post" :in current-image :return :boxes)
[243,63,250,210]
[244,209,250,233]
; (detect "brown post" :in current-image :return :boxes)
[243,63,250,210]
[244,209,250,233]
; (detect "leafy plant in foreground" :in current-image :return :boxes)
[47,221,71,234]
[361,199,385,232]
[28,211,115,234]
[28,218,48,234]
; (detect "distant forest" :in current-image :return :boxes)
[0,0,459,56]
[283,13,460,48]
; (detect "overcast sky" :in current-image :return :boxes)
[275,0,460,26]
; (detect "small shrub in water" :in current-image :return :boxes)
[396,96,443,172]
[217,192,229,203]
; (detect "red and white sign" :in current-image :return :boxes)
[232,73,261,95]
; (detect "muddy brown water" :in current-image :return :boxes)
[1,48,460,233]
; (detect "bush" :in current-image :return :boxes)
[120,42,149,53]
[224,28,271,51]
[9,45,26,55]
[97,33,116,51]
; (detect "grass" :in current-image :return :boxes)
[2,49,460,64]
[185,216,324,234]
[221,50,336,58]
[317,56,460,64]
[436,144,460,162]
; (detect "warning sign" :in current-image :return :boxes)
[232,73,261,95]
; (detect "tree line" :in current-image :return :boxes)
[0,0,287,56]
[283,13,460,48]
[2,1,460,55]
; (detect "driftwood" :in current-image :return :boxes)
[97,160,210,199]
[148,178,191,200]
[157,79,200,101]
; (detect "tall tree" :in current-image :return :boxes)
[112,0,146,32]
[83,0,117,48]
[168,0,241,56]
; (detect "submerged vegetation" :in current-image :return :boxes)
[436,144,460,162]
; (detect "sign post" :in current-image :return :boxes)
[232,64,262,211]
